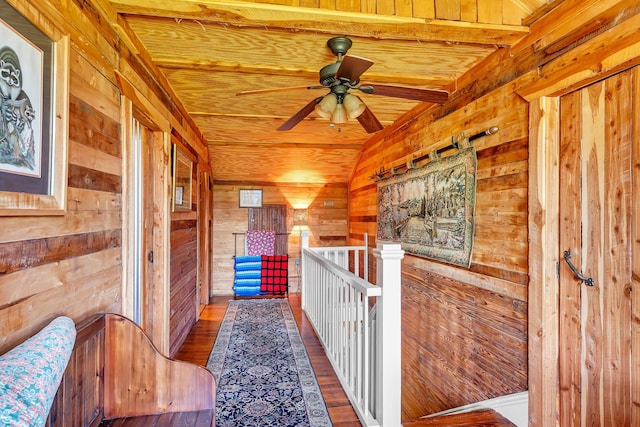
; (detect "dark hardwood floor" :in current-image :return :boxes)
[174,294,516,427]
[174,293,362,426]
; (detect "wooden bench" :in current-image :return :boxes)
[45,313,216,427]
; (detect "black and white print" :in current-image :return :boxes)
[0,18,43,177]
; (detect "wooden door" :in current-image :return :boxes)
[558,70,634,426]
[248,204,287,255]
[198,171,212,310]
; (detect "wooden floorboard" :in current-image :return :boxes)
[174,294,515,427]
[174,293,362,426]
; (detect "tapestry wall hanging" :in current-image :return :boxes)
[377,146,477,267]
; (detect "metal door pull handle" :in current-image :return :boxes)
[563,250,594,287]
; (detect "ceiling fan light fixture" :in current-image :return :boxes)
[343,94,366,119]
[331,103,348,124]
[315,93,337,119]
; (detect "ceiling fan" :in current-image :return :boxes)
[236,36,450,134]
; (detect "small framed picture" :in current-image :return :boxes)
[239,189,262,208]
[172,144,192,212]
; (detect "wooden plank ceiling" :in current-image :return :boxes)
[110,0,549,184]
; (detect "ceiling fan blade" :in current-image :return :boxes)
[236,86,324,96]
[277,96,323,131]
[358,84,449,104]
[357,106,384,134]
[336,55,374,83]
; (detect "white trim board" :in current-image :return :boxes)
[422,392,528,427]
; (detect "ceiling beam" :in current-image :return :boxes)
[191,111,395,126]
[110,0,529,46]
[205,141,364,149]
[156,59,454,87]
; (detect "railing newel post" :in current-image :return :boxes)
[364,232,369,282]
[373,243,404,427]
[301,230,310,310]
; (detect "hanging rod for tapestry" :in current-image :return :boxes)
[369,126,498,181]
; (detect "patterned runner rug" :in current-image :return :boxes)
[206,299,333,427]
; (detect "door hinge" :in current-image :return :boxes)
[148,251,154,263]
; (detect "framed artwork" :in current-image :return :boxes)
[172,144,192,212]
[175,186,183,205]
[293,208,308,224]
[239,189,262,208]
[0,1,70,215]
[377,147,477,267]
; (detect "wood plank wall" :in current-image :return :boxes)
[349,2,640,419]
[0,41,123,353]
[169,134,200,357]
[212,183,347,295]
[169,219,197,356]
[350,78,529,419]
[517,3,640,424]
[0,0,210,356]
[241,0,534,24]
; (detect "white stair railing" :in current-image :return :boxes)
[306,232,368,281]
[301,231,404,427]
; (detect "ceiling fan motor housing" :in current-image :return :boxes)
[319,37,353,86]
[319,62,339,86]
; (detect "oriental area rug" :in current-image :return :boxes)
[206,299,332,427]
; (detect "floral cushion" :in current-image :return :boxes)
[0,316,76,427]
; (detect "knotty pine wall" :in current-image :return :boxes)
[0,0,210,356]
[350,68,529,420]
[351,2,640,420]
[212,183,347,295]
[170,216,198,357]
[168,134,200,357]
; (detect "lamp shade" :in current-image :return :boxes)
[315,93,337,119]
[331,103,348,124]
[343,94,366,119]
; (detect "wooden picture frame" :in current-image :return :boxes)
[0,2,70,216]
[239,189,262,208]
[172,144,192,212]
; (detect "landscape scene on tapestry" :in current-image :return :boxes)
[377,148,476,267]
[0,19,43,178]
